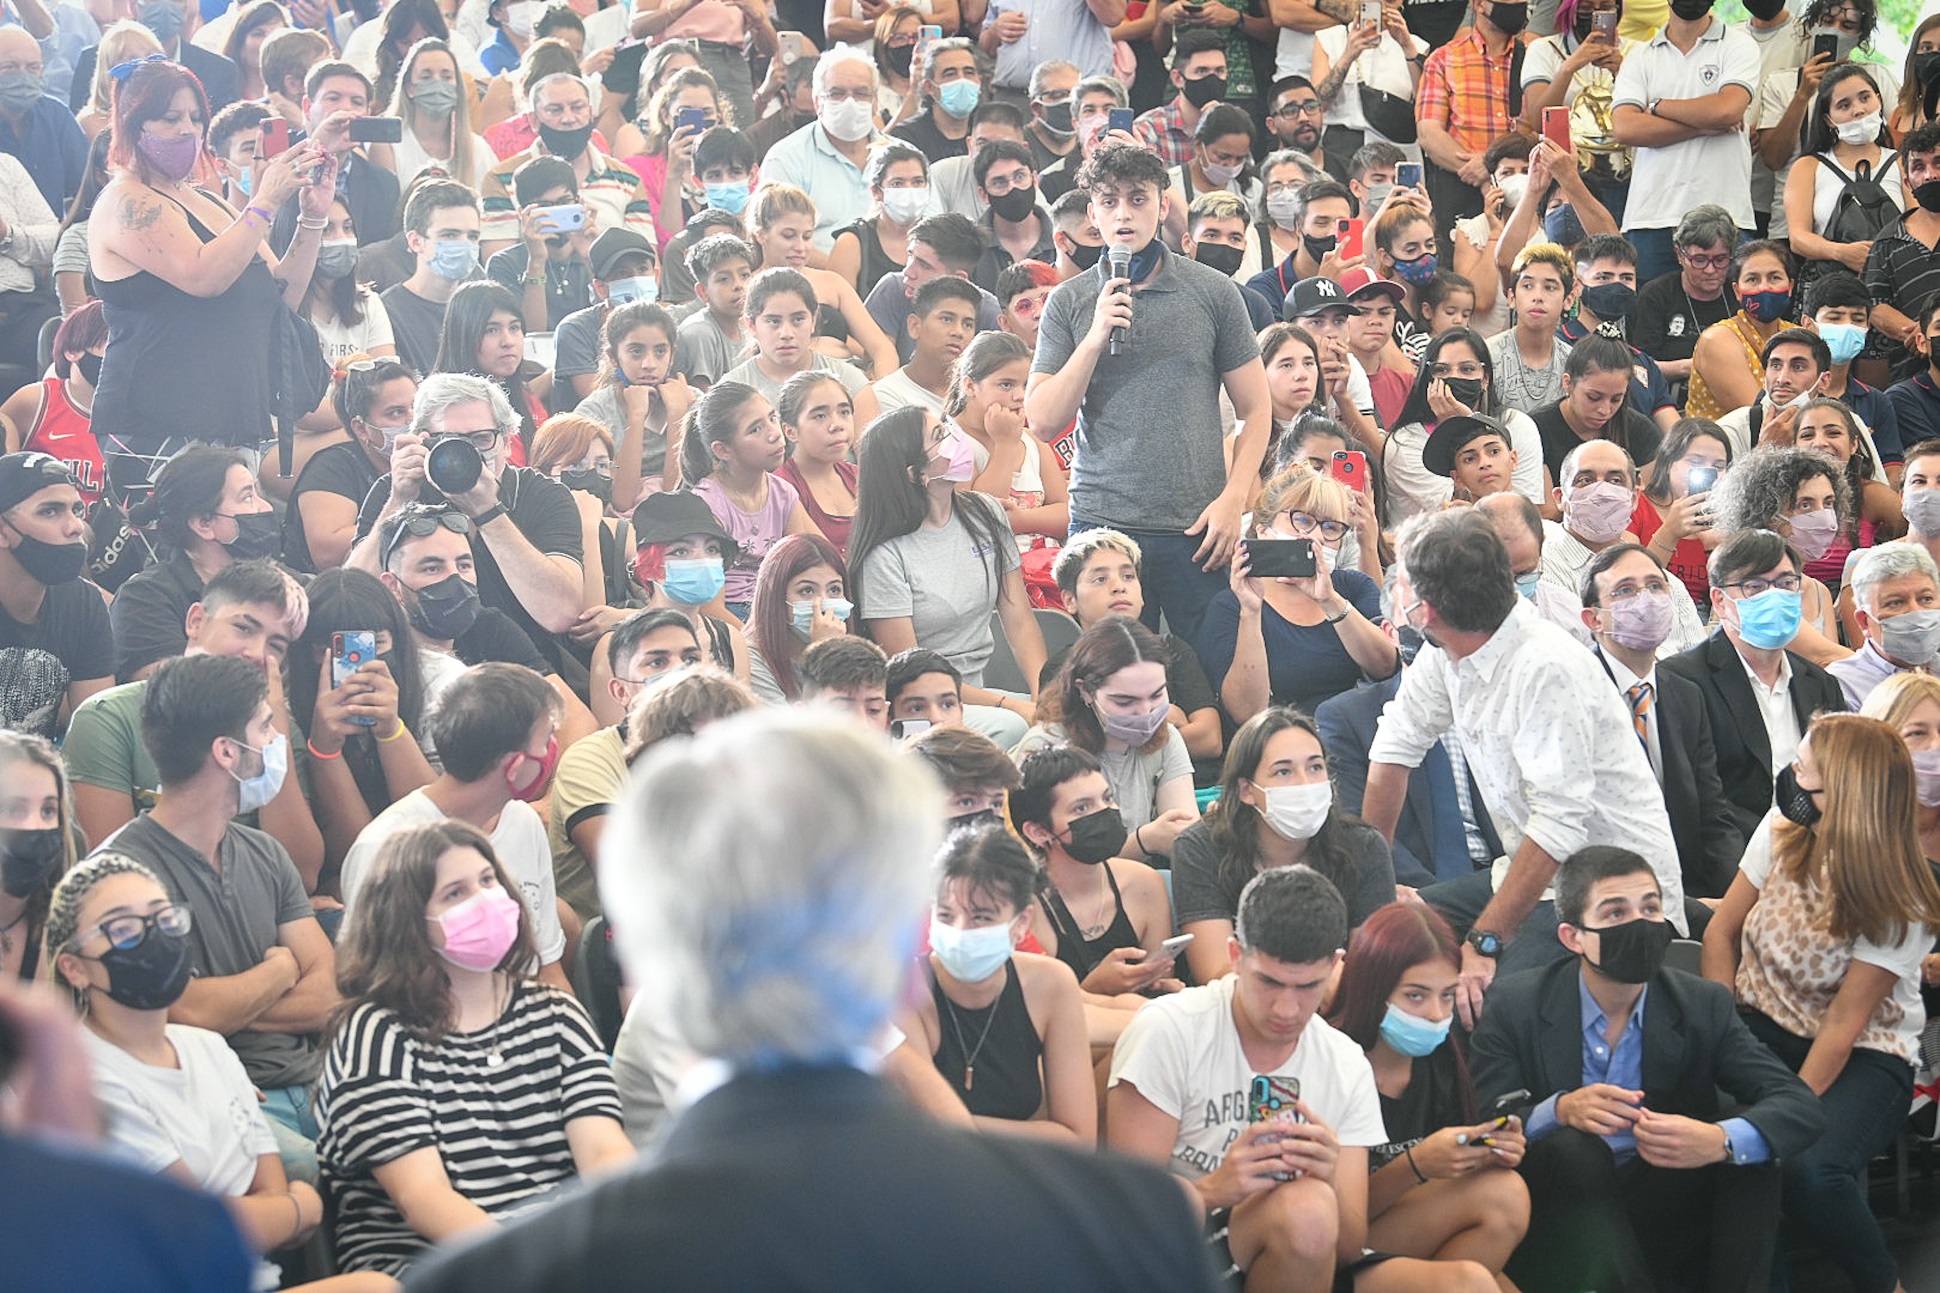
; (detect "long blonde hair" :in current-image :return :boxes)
[1774,713,1940,946]
[385,37,482,187]
[90,21,163,115]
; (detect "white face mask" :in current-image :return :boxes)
[504,0,541,37]
[1497,172,1529,208]
[1835,111,1882,146]
[882,185,929,225]
[1258,780,1332,841]
[820,97,875,143]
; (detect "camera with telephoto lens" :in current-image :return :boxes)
[426,437,484,496]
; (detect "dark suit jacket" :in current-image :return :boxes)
[1318,674,1501,888]
[1659,630,1845,842]
[271,153,401,251]
[403,1065,1223,1293]
[1469,959,1824,1162]
[73,41,240,115]
[1593,650,1745,899]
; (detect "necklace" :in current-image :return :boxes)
[939,971,1005,1092]
[476,972,512,1067]
[0,906,25,958]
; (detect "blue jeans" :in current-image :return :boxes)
[1070,519,1226,648]
[259,1085,319,1186]
[1420,868,1571,978]
[1746,1013,1912,1293]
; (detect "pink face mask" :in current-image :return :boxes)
[428,885,522,972]
[504,734,560,801]
[1786,508,1839,562]
[937,428,978,484]
[1563,481,1634,545]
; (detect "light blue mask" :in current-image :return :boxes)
[428,237,478,281]
[1378,1001,1452,1058]
[937,79,982,119]
[929,916,1013,982]
[1818,321,1866,366]
[1734,586,1802,650]
[662,556,726,605]
[791,596,853,638]
[229,734,289,815]
[1515,571,1541,601]
[703,179,751,216]
[607,275,658,305]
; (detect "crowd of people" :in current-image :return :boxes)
[2,0,1940,1287]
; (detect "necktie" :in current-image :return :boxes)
[1626,681,1654,750]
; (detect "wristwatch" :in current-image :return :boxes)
[471,502,509,528]
[1466,928,1504,958]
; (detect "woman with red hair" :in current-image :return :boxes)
[87,57,333,504]
[1326,901,1530,1291]
[2,299,106,503]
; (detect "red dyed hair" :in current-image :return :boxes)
[632,541,668,589]
[109,59,211,181]
[52,299,106,378]
[1326,901,1477,1121]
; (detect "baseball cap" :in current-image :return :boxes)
[0,452,76,513]
[1337,265,1406,305]
[1282,275,1364,323]
[589,227,657,281]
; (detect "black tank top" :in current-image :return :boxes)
[834,216,899,298]
[94,188,280,449]
[1039,865,1140,984]
[929,958,1043,1121]
[813,301,850,345]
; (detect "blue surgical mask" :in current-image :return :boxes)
[661,556,726,605]
[1818,321,1866,366]
[607,275,658,305]
[703,179,751,216]
[1733,586,1802,650]
[790,596,854,638]
[229,734,289,814]
[233,164,252,197]
[937,79,981,119]
[1378,1001,1452,1058]
[428,237,478,281]
[929,916,1014,982]
[1515,571,1541,601]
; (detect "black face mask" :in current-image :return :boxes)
[1040,100,1074,135]
[1774,763,1823,827]
[1742,0,1784,17]
[1179,73,1226,108]
[1065,239,1103,270]
[4,520,86,585]
[1397,622,1426,665]
[219,511,282,561]
[1194,242,1245,277]
[1488,0,1529,34]
[1668,0,1712,20]
[1443,376,1485,408]
[1585,915,1673,984]
[1580,280,1638,321]
[537,122,593,160]
[77,352,102,385]
[559,466,612,503]
[988,184,1038,224]
[1572,5,1598,38]
[86,922,195,1011]
[1302,231,1338,263]
[886,43,914,77]
[408,572,482,640]
[0,826,62,897]
[1913,179,1940,214]
[1917,52,1940,87]
[1059,807,1128,864]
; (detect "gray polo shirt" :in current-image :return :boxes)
[101,814,319,1091]
[1033,247,1260,533]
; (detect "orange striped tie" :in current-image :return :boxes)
[1626,681,1653,750]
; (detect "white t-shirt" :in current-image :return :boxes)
[340,788,568,966]
[1310,24,1422,144]
[313,291,396,366]
[1108,975,1386,1179]
[1611,20,1762,231]
[870,366,950,417]
[1382,406,1547,525]
[85,1024,279,1199]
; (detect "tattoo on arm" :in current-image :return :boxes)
[120,193,163,232]
[1317,58,1352,103]
[1315,0,1356,22]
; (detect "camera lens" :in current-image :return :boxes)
[426,437,484,495]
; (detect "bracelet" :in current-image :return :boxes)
[1134,825,1149,853]
[285,1190,305,1245]
[522,272,547,285]
[471,502,509,528]
[375,719,408,743]
[1405,1144,1429,1185]
[305,737,342,760]
[296,214,327,230]
[244,204,273,226]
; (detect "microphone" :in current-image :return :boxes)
[1107,241,1132,357]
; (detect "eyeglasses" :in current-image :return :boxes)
[1722,573,1803,597]
[1272,100,1325,118]
[382,509,474,565]
[1280,510,1350,542]
[428,429,501,452]
[89,904,193,952]
[1680,251,1731,270]
[1606,581,1670,602]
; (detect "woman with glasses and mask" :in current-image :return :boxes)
[1381,326,1545,526]
[1170,706,1396,987]
[317,820,633,1276]
[1702,713,1940,1293]
[1014,617,1201,866]
[1199,463,1397,726]
[51,855,393,1291]
[0,730,77,982]
[1688,242,1799,423]
[287,358,417,573]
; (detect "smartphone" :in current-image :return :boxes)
[918,21,943,40]
[778,30,806,63]
[1686,464,1718,494]
[260,117,291,158]
[1811,30,1841,63]
[349,115,403,145]
[540,202,586,232]
[1542,106,1572,153]
[1486,1088,1531,1119]
[1157,932,1195,958]
[1359,0,1380,21]
[1108,107,1134,136]
[524,330,557,370]
[1331,449,1370,493]
[1245,538,1317,579]
[675,106,710,137]
[1250,1074,1304,1179]
[1593,8,1617,35]
[1338,216,1365,260]
[889,718,932,740]
[331,631,378,726]
[1396,160,1422,190]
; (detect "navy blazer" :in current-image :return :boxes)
[1318,674,1500,887]
[1469,958,1824,1162]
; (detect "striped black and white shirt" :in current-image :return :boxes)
[315,981,623,1275]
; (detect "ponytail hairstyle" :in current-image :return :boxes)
[125,445,249,555]
[678,379,766,486]
[944,330,1030,419]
